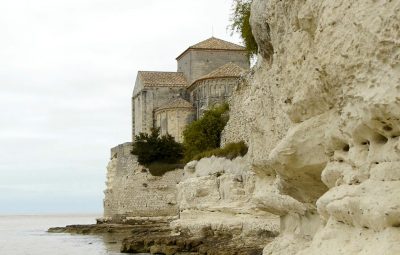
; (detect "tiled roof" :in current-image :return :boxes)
[199,62,245,80]
[155,98,194,111]
[138,71,188,87]
[176,37,246,59]
[189,63,246,89]
[191,37,245,51]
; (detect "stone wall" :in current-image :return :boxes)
[189,77,238,118]
[155,107,195,142]
[132,41,250,140]
[221,67,291,161]
[103,142,183,221]
[132,86,188,138]
[221,76,253,147]
[177,50,249,84]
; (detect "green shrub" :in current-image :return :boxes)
[192,141,248,161]
[229,0,257,58]
[132,127,183,167]
[145,162,185,176]
[182,103,229,162]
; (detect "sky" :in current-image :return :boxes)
[0,0,242,214]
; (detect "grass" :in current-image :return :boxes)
[192,141,248,161]
[145,162,185,176]
[141,141,248,176]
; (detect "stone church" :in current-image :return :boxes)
[132,37,249,142]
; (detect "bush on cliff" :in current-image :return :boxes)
[132,127,184,168]
[182,103,229,162]
[230,0,257,58]
[143,162,184,177]
[192,141,248,161]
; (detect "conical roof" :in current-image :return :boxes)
[198,62,245,80]
[188,63,245,90]
[176,37,246,60]
[155,98,194,112]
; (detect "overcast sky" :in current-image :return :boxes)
[0,0,242,214]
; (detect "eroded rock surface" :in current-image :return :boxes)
[221,0,400,254]
[171,157,279,254]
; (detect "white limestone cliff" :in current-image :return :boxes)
[171,156,279,250]
[103,0,400,253]
[222,0,400,254]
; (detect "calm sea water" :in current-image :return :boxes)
[0,215,131,255]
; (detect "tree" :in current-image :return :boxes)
[132,128,183,166]
[182,104,229,162]
[158,134,184,163]
[229,0,257,58]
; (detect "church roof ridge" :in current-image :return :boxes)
[176,37,246,60]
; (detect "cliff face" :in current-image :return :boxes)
[222,0,400,254]
[103,143,182,221]
[172,157,279,251]
[102,0,400,253]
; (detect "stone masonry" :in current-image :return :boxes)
[132,37,249,141]
[103,142,183,221]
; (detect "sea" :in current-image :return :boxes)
[0,214,143,255]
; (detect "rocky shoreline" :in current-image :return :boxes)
[48,217,277,255]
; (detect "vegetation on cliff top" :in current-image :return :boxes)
[182,103,229,162]
[230,0,257,58]
[132,103,248,175]
[192,141,248,161]
[132,128,184,175]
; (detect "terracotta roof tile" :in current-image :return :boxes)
[198,62,245,80]
[188,63,246,90]
[190,37,245,51]
[177,37,246,59]
[155,98,194,111]
[138,71,188,87]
